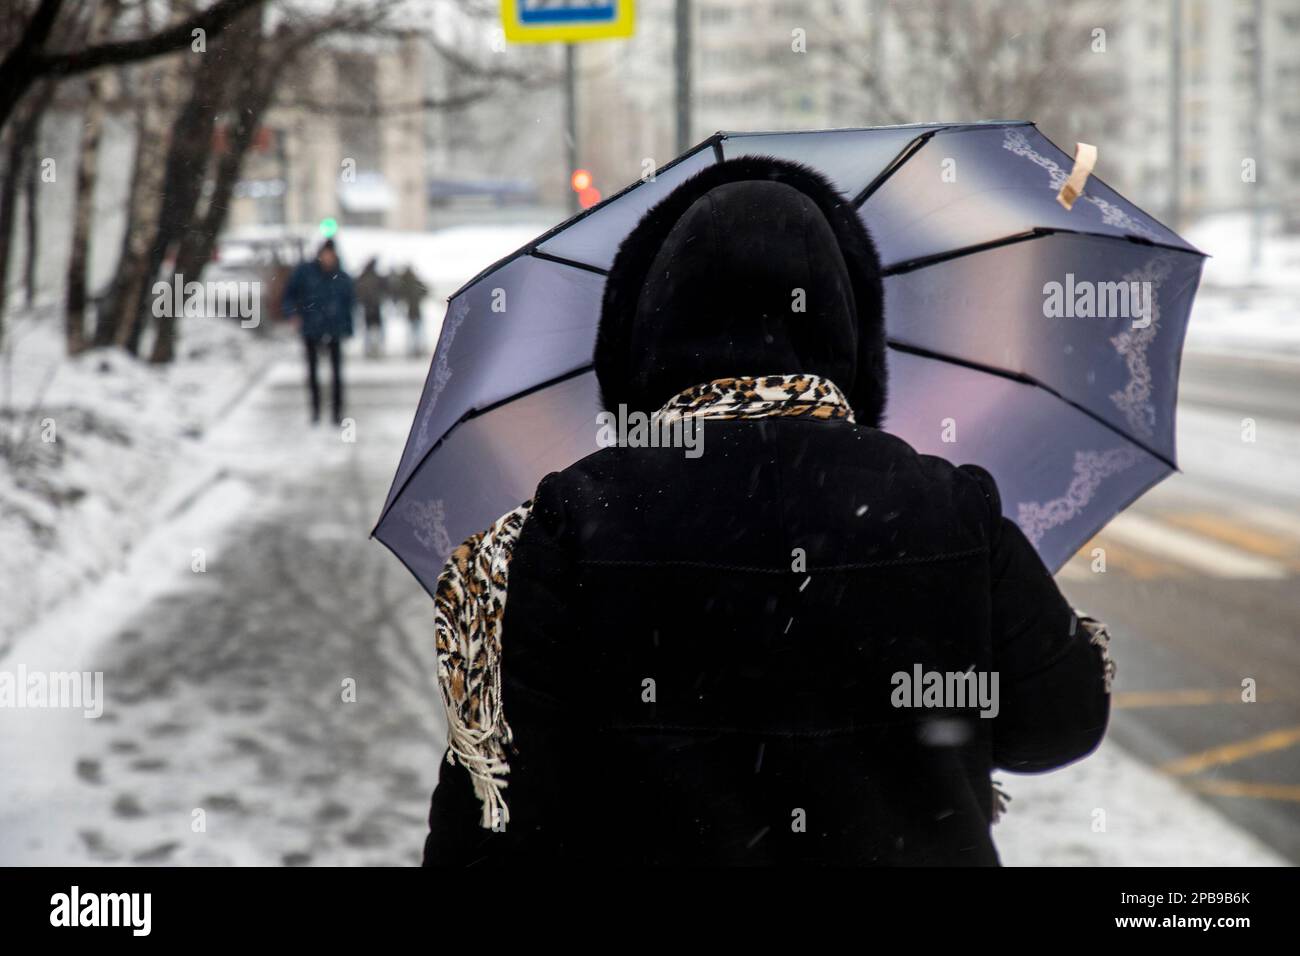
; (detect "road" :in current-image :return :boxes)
[1056,349,1300,862]
[0,343,1295,865]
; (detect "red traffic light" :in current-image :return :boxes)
[570,168,593,192]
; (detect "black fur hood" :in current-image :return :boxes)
[594,155,887,426]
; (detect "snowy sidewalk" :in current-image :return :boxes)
[0,354,441,865]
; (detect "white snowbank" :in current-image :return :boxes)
[0,311,283,651]
[221,220,558,300]
[1182,211,1300,293]
[331,223,556,297]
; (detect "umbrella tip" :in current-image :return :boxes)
[1057,142,1097,211]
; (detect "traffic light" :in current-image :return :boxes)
[319,217,339,238]
[570,169,601,209]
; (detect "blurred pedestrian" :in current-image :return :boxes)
[355,258,386,358]
[282,239,354,425]
[394,265,430,357]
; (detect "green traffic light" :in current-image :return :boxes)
[319,217,339,238]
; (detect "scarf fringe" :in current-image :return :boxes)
[433,502,531,830]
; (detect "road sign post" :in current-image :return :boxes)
[500,2,636,214]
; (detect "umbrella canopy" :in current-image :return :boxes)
[374,121,1204,594]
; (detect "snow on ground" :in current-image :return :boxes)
[0,354,440,866]
[996,741,1285,866]
[330,221,557,296]
[1182,213,1300,356]
[1184,291,1300,356]
[1183,212,1300,295]
[0,309,286,654]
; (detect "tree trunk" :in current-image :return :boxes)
[115,40,236,354]
[155,46,276,363]
[22,129,38,308]
[95,57,180,347]
[64,75,109,354]
[0,92,44,339]
[0,0,262,133]
[64,1,121,354]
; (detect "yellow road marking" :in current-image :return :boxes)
[1072,537,1187,580]
[1163,512,1295,559]
[1183,779,1300,803]
[1114,688,1274,709]
[1102,513,1289,579]
[1160,725,1300,777]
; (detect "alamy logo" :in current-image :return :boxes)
[152,273,260,328]
[50,886,151,936]
[891,665,1000,718]
[596,406,704,459]
[0,666,103,718]
[1043,273,1152,329]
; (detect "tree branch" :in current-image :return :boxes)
[32,0,263,77]
[0,0,264,130]
[274,89,497,117]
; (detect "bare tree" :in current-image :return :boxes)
[148,1,402,363]
[93,15,190,347]
[0,0,264,131]
[812,0,1117,139]
[103,14,249,354]
[20,108,39,307]
[150,2,540,363]
[64,0,123,354]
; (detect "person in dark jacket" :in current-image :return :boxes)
[282,239,354,424]
[393,265,429,357]
[422,157,1113,866]
[354,258,386,358]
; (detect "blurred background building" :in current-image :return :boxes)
[7,0,1300,306]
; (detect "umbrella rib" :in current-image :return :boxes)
[885,339,1178,471]
[852,130,943,207]
[530,249,609,276]
[880,227,1200,278]
[443,133,725,302]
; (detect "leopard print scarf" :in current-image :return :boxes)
[432,373,853,829]
[652,373,856,425]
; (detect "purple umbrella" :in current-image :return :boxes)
[374,121,1204,593]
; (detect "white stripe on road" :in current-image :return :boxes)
[1244,504,1300,544]
[1054,561,1093,583]
[1101,513,1288,580]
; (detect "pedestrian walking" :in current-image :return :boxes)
[394,265,429,357]
[419,157,1113,866]
[354,258,386,358]
[282,239,354,425]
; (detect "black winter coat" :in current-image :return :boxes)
[422,157,1110,866]
[424,415,1109,865]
